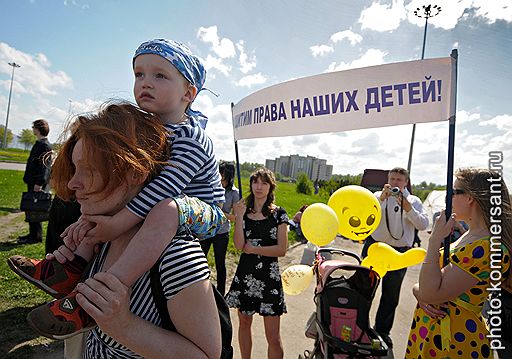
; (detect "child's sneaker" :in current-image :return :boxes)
[7,255,87,299]
[27,291,95,340]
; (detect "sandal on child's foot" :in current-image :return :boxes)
[7,256,86,298]
[27,292,95,340]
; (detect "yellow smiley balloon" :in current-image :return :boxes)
[328,185,381,241]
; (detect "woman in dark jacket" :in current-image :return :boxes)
[18,119,52,244]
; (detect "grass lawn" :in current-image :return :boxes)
[0,171,327,357]
[0,169,25,216]
[0,148,30,163]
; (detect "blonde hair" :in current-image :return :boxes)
[455,167,512,253]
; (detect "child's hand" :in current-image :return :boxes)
[61,217,96,248]
[46,244,76,263]
[81,214,119,244]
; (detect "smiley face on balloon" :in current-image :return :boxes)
[328,185,381,241]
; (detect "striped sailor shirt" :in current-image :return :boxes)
[83,237,210,358]
[126,117,225,218]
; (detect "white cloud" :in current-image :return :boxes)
[479,114,512,131]
[472,0,512,23]
[197,26,236,59]
[405,0,511,31]
[310,45,334,57]
[236,41,256,74]
[235,73,267,88]
[310,29,362,58]
[359,0,407,32]
[405,0,469,30]
[0,42,73,97]
[326,48,387,72]
[212,107,511,185]
[330,30,363,45]
[201,54,231,76]
[360,0,511,32]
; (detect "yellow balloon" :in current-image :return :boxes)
[361,242,427,277]
[281,265,314,295]
[361,257,388,278]
[301,203,339,246]
[389,247,427,271]
[328,185,381,241]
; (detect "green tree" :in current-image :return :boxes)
[0,125,14,148]
[296,172,313,195]
[19,128,37,150]
[239,161,264,177]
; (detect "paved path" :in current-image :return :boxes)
[228,234,428,358]
[0,161,25,171]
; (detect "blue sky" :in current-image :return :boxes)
[1,0,511,185]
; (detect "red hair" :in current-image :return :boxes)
[51,102,170,201]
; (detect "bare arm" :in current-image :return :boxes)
[232,199,246,251]
[77,274,220,359]
[418,212,478,304]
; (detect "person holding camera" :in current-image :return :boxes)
[361,167,428,348]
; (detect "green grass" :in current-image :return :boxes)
[0,169,25,216]
[0,226,59,358]
[0,169,58,357]
[0,148,30,163]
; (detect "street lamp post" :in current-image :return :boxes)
[2,62,21,149]
[406,4,441,173]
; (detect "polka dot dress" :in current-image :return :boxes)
[405,237,510,358]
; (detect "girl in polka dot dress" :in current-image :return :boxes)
[405,168,511,359]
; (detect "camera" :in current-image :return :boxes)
[390,187,402,196]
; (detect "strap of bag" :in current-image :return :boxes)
[149,258,233,358]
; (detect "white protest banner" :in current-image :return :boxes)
[232,56,455,141]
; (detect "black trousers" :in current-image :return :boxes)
[26,184,44,241]
[362,235,409,335]
[200,232,229,296]
[45,196,81,254]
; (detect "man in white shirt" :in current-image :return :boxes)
[361,167,428,348]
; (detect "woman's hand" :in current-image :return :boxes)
[418,300,447,319]
[429,210,456,249]
[413,283,446,318]
[76,272,134,338]
[243,242,257,254]
[233,199,246,219]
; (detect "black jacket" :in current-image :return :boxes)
[23,138,52,187]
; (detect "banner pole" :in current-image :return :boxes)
[443,49,458,266]
[231,102,243,199]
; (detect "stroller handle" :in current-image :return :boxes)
[316,247,361,264]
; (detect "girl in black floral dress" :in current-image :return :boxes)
[225,168,289,359]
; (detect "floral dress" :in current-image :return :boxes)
[405,237,510,359]
[225,207,289,316]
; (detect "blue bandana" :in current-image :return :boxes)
[134,39,208,128]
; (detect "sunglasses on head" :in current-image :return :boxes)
[452,189,466,196]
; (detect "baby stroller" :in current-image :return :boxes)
[301,248,388,358]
